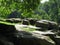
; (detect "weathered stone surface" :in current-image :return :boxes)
[22,19,29,25]
[12,30,55,45]
[0,18,6,22]
[6,18,22,23]
[27,18,38,25]
[32,30,55,35]
[0,22,56,45]
[31,31,55,45]
[0,19,60,45]
[49,34,60,45]
[36,20,58,30]
[15,24,40,32]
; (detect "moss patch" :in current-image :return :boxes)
[0,21,15,25]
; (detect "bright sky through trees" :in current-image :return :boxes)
[41,0,49,3]
[20,0,49,3]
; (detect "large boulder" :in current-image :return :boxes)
[0,22,56,45]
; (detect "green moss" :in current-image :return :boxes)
[21,27,36,32]
[0,21,15,25]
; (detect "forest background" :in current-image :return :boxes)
[0,0,60,23]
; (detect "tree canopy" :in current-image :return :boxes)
[0,0,60,23]
[0,0,40,18]
[38,0,60,22]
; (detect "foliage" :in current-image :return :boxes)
[0,0,40,18]
[0,0,60,23]
[39,0,60,23]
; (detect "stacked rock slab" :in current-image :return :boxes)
[0,18,60,45]
[36,20,58,31]
[6,18,22,23]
